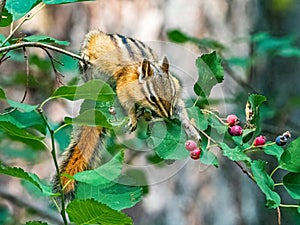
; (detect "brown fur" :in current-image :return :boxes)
[53,126,103,197]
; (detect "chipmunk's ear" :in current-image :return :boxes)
[139,59,153,83]
[160,56,169,73]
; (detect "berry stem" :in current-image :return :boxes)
[244,142,276,153]
[270,166,280,178]
[201,109,228,126]
[196,126,217,144]
[274,183,284,187]
[279,204,299,208]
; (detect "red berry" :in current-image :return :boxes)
[185,140,197,151]
[253,135,266,146]
[228,125,243,136]
[190,148,201,160]
[226,114,239,126]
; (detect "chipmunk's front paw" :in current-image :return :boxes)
[128,118,137,133]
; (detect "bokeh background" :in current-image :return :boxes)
[1,0,300,224]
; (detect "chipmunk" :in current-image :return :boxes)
[52,30,200,200]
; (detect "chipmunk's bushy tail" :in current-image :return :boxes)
[52,126,104,200]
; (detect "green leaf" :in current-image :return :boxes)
[74,151,124,186]
[194,51,224,98]
[251,32,297,56]
[65,109,112,128]
[279,136,300,173]
[43,0,94,4]
[167,29,224,50]
[66,199,133,225]
[49,80,115,102]
[251,160,281,208]
[232,135,243,146]
[167,29,190,43]
[5,0,40,21]
[263,143,284,161]
[0,162,52,195]
[148,120,189,160]
[0,121,45,143]
[248,94,267,109]
[277,47,300,57]
[219,142,251,162]
[54,124,72,151]
[0,88,6,99]
[200,149,218,167]
[187,107,208,130]
[6,100,38,112]
[283,173,300,200]
[0,109,46,134]
[24,221,49,225]
[23,35,69,46]
[0,7,13,27]
[76,182,143,211]
[242,128,255,143]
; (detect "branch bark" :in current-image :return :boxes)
[0,41,84,62]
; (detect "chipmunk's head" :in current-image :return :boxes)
[138,56,181,119]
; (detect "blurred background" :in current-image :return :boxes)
[1,0,300,224]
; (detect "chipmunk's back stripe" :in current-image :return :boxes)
[108,33,118,47]
[116,34,135,60]
[128,37,149,59]
[138,40,156,59]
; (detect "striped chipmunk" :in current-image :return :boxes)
[52,30,200,200]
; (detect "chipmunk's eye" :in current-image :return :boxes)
[150,95,157,103]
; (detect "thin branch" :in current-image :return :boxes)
[0,187,62,224]
[277,207,281,225]
[21,47,29,103]
[42,47,65,86]
[234,161,256,183]
[0,41,84,62]
[0,2,46,47]
[201,109,227,126]
[0,50,10,64]
[38,108,68,225]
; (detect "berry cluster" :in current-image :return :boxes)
[226,114,292,147]
[226,114,243,136]
[185,140,201,160]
